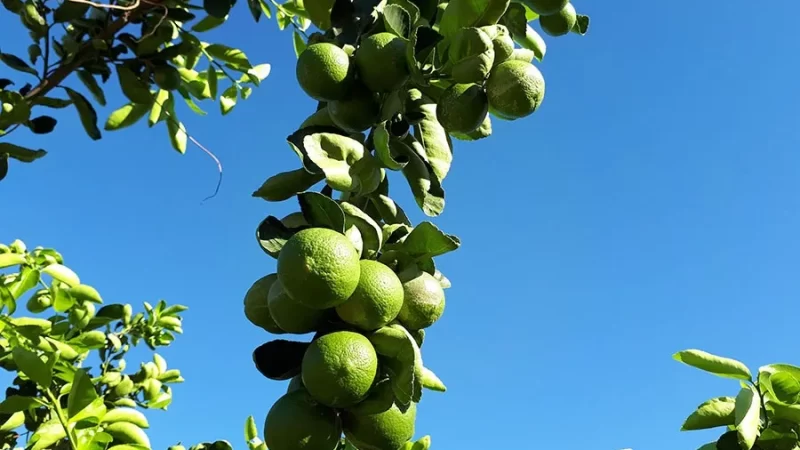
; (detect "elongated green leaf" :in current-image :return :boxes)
[34,96,72,109]
[373,122,409,170]
[192,14,227,32]
[438,0,510,37]
[734,386,761,450]
[341,202,383,258]
[220,85,238,115]
[256,216,298,258]
[27,44,41,65]
[67,369,99,421]
[770,371,800,404]
[292,30,306,58]
[370,194,411,225]
[53,0,89,22]
[204,0,233,18]
[0,253,25,268]
[64,87,101,140]
[305,0,333,29]
[673,349,752,381]
[246,0,261,20]
[0,143,46,162]
[297,191,346,233]
[207,66,218,100]
[402,221,460,260]
[419,366,446,392]
[408,90,452,180]
[30,420,66,450]
[681,397,736,431]
[12,347,51,388]
[149,89,169,126]
[205,44,251,68]
[10,267,40,301]
[0,395,43,413]
[116,66,153,104]
[163,94,187,153]
[42,263,80,287]
[105,103,150,131]
[76,70,107,107]
[301,132,368,192]
[384,4,411,39]
[0,52,37,76]
[253,169,323,202]
[398,136,445,216]
[500,4,545,60]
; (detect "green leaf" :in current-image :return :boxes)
[76,70,107,106]
[9,266,40,301]
[67,369,98,420]
[149,89,169,126]
[34,96,73,109]
[164,94,187,153]
[0,253,25,268]
[252,340,309,381]
[176,86,208,116]
[1,0,22,13]
[116,65,153,105]
[256,216,298,258]
[301,132,371,192]
[673,349,752,381]
[104,103,150,131]
[0,143,46,162]
[53,284,75,312]
[243,63,271,86]
[500,4,545,60]
[192,15,227,32]
[734,386,761,450]
[12,347,52,388]
[411,93,453,181]
[770,371,800,404]
[572,14,590,35]
[767,402,800,423]
[220,85,238,115]
[53,0,89,22]
[438,0,511,38]
[64,87,101,140]
[419,366,446,392]
[0,284,15,314]
[341,202,383,258]
[402,221,460,260]
[30,420,67,450]
[373,122,409,170]
[27,44,41,65]
[244,416,258,442]
[305,0,333,29]
[0,395,43,413]
[252,168,324,202]
[384,4,411,39]
[204,0,233,18]
[0,90,31,127]
[388,0,421,24]
[205,44,251,69]
[292,30,306,58]
[42,263,80,287]
[246,0,261,20]
[207,66,218,100]
[0,52,38,76]
[397,136,445,216]
[297,191,347,233]
[681,397,736,431]
[259,0,272,18]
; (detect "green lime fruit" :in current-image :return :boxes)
[302,331,378,408]
[480,25,514,65]
[539,3,577,36]
[486,60,545,120]
[296,43,354,102]
[335,260,404,331]
[329,83,381,132]
[277,227,361,309]
[436,83,489,134]
[287,375,305,393]
[244,274,286,334]
[268,278,325,334]
[397,268,446,330]
[448,27,495,84]
[264,390,342,450]
[524,0,569,16]
[343,402,416,450]
[355,33,409,93]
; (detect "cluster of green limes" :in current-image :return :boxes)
[244,223,444,450]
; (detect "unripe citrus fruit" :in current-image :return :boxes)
[486,60,545,120]
[265,390,341,450]
[397,268,445,330]
[436,83,489,134]
[329,83,381,132]
[296,43,354,102]
[539,2,577,36]
[524,0,569,16]
[244,274,285,334]
[355,33,409,93]
[302,331,378,408]
[287,374,305,393]
[343,402,416,450]
[448,27,494,84]
[268,278,325,334]
[335,260,404,331]
[277,228,361,309]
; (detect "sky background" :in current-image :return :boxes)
[3,1,800,449]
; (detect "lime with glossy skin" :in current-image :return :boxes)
[296,43,354,102]
[355,33,409,93]
[277,227,361,310]
[244,274,286,334]
[301,331,378,408]
[524,0,569,16]
[486,60,545,120]
[329,83,381,132]
[436,83,489,134]
[343,402,416,450]
[264,390,341,450]
[397,267,446,330]
[268,278,325,334]
[335,260,404,331]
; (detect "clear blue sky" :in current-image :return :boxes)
[3,1,800,449]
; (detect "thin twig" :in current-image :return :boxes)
[65,0,140,11]
[136,1,168,41]
[290,20,309,39]
[42,25,51,79]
